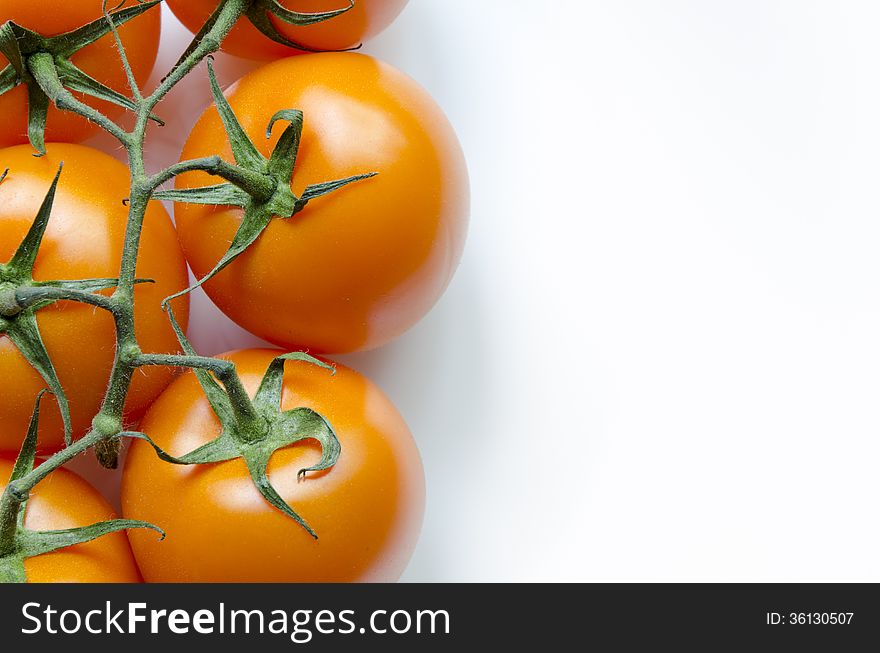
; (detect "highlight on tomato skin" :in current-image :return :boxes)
[0,144,191,453]
[0,456,143,583]
[121,348,426,583]
[0,0,162,147]
[166,0,410,61]
[175,52,470,354]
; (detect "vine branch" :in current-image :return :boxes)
[0,0,359,574]
[3,0,252,485]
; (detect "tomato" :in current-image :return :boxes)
[0,456,142,582]
[175,53,469,353]
[0,144,190,452]
[0,0,161,147]
[167,0,408,61]
[122,348,424,582]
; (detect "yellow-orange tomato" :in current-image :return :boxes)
[0,456,142,582]
[122,348,424,582]
[175,53,469,353]
[167,0,408,61]
[0,144,190,452]
[0,0,161,147]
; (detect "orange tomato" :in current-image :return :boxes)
[0,456,142,582]
[167,0,408,60]
[122,348,424,582]
[0,144,190,452]
[0,0,161,147]
[175,53,469,353]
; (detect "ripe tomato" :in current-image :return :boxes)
[0,144,190,452]
[0,456,142,582]
[167,0,408,61]
[175,53,469,353]
[122,348,424,582]
[0,0,161,147]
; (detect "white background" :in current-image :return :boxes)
[75,0,880,581]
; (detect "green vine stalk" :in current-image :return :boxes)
[0,0,365,580]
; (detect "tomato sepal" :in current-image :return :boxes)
[0,165,142,445]
[267,0,355,28]
[1,312,71,443]
[0,1,163,155]
[154,183,250,207]
[246,0,358,54]
[118,402,339,541]
[167,0,356,73]
[0,67,14,98]
[54,58,165,127]
[253,351,336,407]
[0,515,164,584]
[157,58,376,308]
[51,1,162,58]
[0,393,163,584]
[0,22,40,78]
[127,311,342,539]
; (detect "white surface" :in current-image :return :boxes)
[76,0,880,581]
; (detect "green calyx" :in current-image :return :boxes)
[126,309,340,539]
[246,0,357,52]
[0,1,164,156]
[155,57,376,307]
[0,392,163,583]
[0,166,137,445]
[172,0,356,70]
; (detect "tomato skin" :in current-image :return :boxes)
[122,348,425,582]
[0,456,142,582]
[175,53,469,353]
[167,0,408,61]
[0,144,190,453]
[0,0,161,147]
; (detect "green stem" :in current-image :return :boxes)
[150,156,275,201]
[0,0,359,567]
[78,0,252,471]
[137,353,262,427]
[92,191,148,453]
[145,0,250,111]
[0,487,20,556]
[1,0,280,501]
[115,187,148,294]
[103,2,144,102]
[22,429,105,490]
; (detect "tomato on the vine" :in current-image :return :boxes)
[0,144,190,452]
[166,0,408,61]
[0,0,161,147]
[175,52,469,353]
[122,348,424,582]
[0,456,142,582]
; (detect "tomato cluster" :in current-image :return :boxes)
[0,1,467,582]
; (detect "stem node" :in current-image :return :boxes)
[0,286,22,317]
[92,414,122,439]
[119,342,141,364]
[7,481,28,504]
